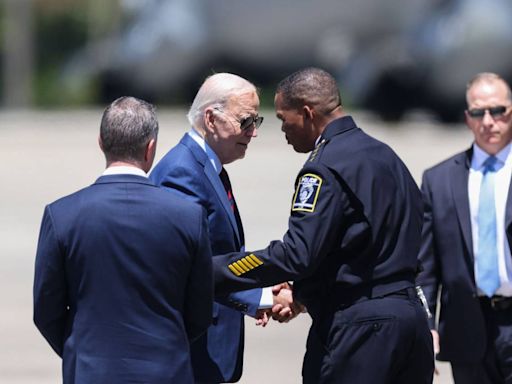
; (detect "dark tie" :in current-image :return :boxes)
[219,168,245,246]
[477,156,500,297]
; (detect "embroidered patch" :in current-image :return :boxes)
[292,173,322,212]
[228,254,263,276]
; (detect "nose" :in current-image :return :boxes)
[482,110,495,127]
[245,125,258,138]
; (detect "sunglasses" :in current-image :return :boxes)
[214,107,264,130]
[239,114,264,130]
[467,105,509,119]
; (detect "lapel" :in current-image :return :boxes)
[450,148,473,260]
[180,134,242,246]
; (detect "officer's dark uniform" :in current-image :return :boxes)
[214,116,434,383]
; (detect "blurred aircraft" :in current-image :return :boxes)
[63,0,512,122]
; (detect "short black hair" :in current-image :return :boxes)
[276,67,341,114]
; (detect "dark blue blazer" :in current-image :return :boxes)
[33,174,213,384]
[150,134,262,383]
[417,148,512,362]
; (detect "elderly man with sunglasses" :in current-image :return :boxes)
[150,73,296,383]
[417,72,512,383]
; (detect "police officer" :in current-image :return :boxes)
[213,68,434,383]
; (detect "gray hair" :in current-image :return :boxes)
[187,73,257,127]
[276,67,341,115]
[466,72,512,104]
[100,96,159,163]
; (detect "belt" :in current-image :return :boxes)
[336,287,417,310]
[479,295,512,311]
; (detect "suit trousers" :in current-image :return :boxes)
[451,299,512,384]
[302,290,433,384]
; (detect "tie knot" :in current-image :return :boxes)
[483,156,498,173]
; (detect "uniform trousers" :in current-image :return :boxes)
[302,288,434,384]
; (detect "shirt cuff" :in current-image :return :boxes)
[258,287,274,309]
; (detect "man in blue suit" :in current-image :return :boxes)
[418,73,512,383]
[151,73,296,383]
[33,96,213,383]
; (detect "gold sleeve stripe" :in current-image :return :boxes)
[228,264,241,276]
[248,254,263,265]
[230,263,245,275]
[235,260,250,272]
[244,256,259,268]
[239,258,254,270]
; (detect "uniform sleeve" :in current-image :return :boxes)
[213,164,346,295]
[33,206,68,357]
[183,207,213,342]
[416,171,440,329]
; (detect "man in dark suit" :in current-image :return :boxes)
[418,72,512,383]
[33,96,213,383]
[212,67,434,383]
[150,73,296,383]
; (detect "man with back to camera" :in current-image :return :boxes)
[212,67,434,383]
[150,72,298,383]
[33,96,213,383]
[417,72,512,383]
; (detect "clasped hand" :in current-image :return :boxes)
[255,282,305,327]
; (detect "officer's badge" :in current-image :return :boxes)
[292,173,322,212]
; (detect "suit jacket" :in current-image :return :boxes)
[33,174,213,383]
[417,148,512,362]
[150,134,262,383]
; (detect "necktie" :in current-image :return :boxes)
[219,168,245,245]
[477,155,500,297]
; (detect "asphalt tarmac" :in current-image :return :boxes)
[0,108,471,383]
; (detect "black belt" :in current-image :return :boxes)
[336,287,417,310]
[479,295,512,311]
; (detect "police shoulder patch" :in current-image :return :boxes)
[292,173,323,212]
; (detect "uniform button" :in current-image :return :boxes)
[372,323,381,331]
[212,317,218,325]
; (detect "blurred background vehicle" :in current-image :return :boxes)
[2,0,512,122]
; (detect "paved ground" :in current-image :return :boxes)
[0,108,471,383]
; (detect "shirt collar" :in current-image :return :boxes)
[102,165,147,177]
[472,142,512,170]
[188,128,222,174]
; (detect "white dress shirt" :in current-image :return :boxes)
[102,165,147,177]
[469,143,512,296]
[188,129,273,308]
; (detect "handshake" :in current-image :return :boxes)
[255,282,306,327]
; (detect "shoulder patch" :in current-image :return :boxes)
[292,173,323,212]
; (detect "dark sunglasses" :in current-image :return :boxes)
[239,115,264,130]
[467,105,509,119]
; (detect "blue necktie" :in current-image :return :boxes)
[477,156,500,297]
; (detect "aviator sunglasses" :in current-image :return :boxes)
[214,108,264,130]
[467,105,510,119]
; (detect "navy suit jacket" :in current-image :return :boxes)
[417,148,512,362]
[150,134,262,383]
[33,174,213,383]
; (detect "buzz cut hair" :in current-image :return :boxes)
[276,67,342,115]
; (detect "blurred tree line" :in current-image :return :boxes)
[1,0,120,108]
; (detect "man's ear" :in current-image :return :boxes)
[204,108,217,134]
[98,135,104,151]
[303,105,314,120]
[145,138,157,162]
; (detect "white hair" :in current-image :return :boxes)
[187,73,257,127]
